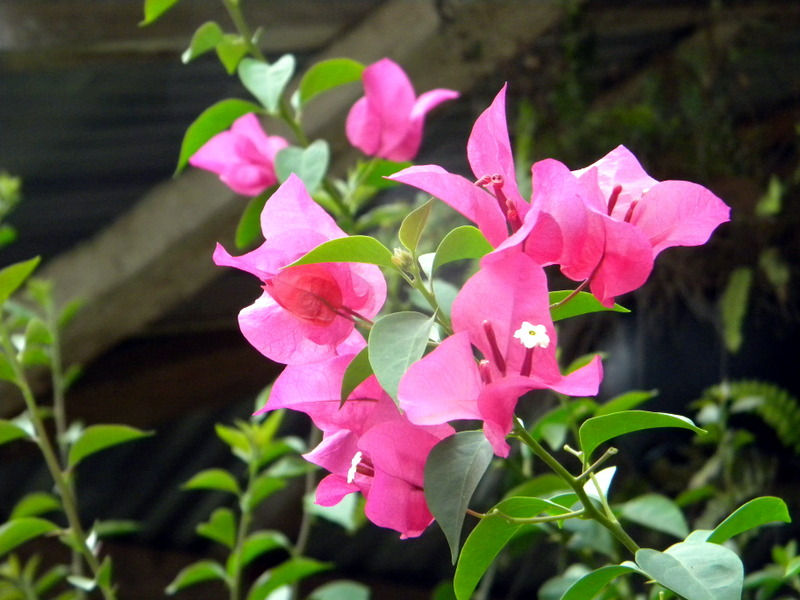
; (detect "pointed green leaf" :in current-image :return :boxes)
[68,425,151,468]
[308,580,370,600]
[340,347,373,405]
[238,530,290,570]
[246,558,332,600]
[425,431,495,564]
[11,492,61,519]
[289,236,395,269]
[454,496,567,600]
[559,564,644,600]
[183,468,241,495]
[197,508,237,549]
[369,311,434,401]
[579,411,705,459]
[0,518,59,557]
[0,257,40,305]
[236,190,271,249]
[181,21,225,63]
[238,55,296,114]
[0,419,30,446]
[0,354,16,383]
[620,494,689,539]
[549,291,630,322]
[431,226,493,274]
[636,541,744,600]
[166,560,228,594]
[298,59,364,107]
[399,199,434,253]
[595,389,658,416]
[707,496,791,545]
[176,99,263,173]
[215,422,252,462]
[215,35,249,75]
[275,140,330,193]
[720,267,753,354]
[245,474,286,510]
[141,0,181,25]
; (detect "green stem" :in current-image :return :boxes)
[230,459,258,600]
[0,322,117,600]
[511,419,639,555]
[221,0,265,62]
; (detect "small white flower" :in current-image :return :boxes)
[347,451,363,484]
[513,321,550,349]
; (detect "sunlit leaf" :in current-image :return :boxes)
[197,508,237,549]
[720,267,752,354]
[0,257,40,305]
[431,226,492,274]
[0,518,59,557]
[707,496,791,545]
[183,468,241,495]
[141,0,182,25]
[297,59,364,107]
[398,199,433,254]
[549,290,629,322]
[181,21,225,63]
[0,419,30,446]
[166,560,227,594]
[595,389,657,416]
[425,431,494,564]
[11,492,61,519]
[579,411,705,459]
[246,558,332,600]
[289,236,395,269]
[68,425,151,469]
[559,564,644,600]
[340,347,372,405]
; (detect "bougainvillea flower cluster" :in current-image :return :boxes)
[208,60,729,538]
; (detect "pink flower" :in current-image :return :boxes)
[261,351,453,539]
[189,113,288,196]
[213,174,386,365]
[346,58,459,162]
[389,85,561,265]
[530,146,731,306]
[398,250,602,457]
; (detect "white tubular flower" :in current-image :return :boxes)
[513,322,550,349]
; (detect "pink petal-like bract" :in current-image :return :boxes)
[213,175,386,364]
[189,113,288,196]
[346,58,458,161]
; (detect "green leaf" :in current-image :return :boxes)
[181,21,225,63]
[0,354,16,383]
[398,199,434,254]
[246,558,332,600]
[183,468,241,495]
[454,496,568,600]
[245,474,286,511]
[0,257,40,305]
[166,560,227,594]
[289,236,395,269]
[595,389,657,416]
[215,35,249,75]
[0,518,59,557]
[0,419,30,446]
[425,431,495,564]
[359,159,412,190]
[431,226,493,274]
[215,423,252,462]
[68,425,151,468]
[238,530,290,570]
[549,290,630,322]
[141,0,181,25]
[559,564,644,600]
[274,140,330,193]
[235,190,271,249]
[620,494,689,539]
[238,55,296,114]
[197,508,237,549]
[297,59,364,107]
[308,580,370,600]
[756,174,783,217]
[707,496,791,545]
[340,347,373,405]
[176,99,263,174]
[579,410,705,459]
[369,311,434,401]
[720,266,753,354]
[11,492,61,519]
[636,541,744,600]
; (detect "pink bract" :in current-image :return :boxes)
[189,113,288,196]
[398,251,602,457]
[262,351,453,539]
[346,58,459,162]
[213,174,386,365]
